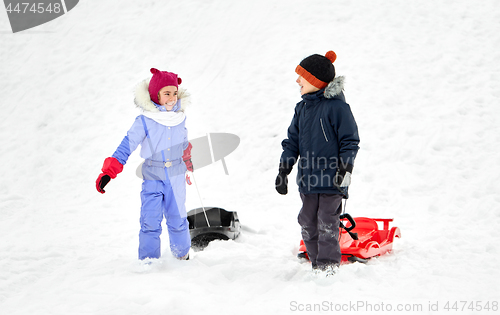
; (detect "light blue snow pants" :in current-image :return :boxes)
[138,177,191,260]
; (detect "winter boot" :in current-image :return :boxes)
[313,264,339,277]
[177,253,189,260]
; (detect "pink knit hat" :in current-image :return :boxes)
[148,68,182,104]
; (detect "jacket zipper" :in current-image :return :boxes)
[320,118,329,142]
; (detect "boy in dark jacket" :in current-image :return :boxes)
[276,51,360,275]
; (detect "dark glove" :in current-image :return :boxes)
[334,164,353,188]
[275,163,292,195]
[96,157,124,194]
[183,142,193,172]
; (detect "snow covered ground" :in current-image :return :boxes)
[1,0,499,314]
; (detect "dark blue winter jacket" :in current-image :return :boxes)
[280,76,360,195]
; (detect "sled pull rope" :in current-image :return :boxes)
[338,199,359,242]
[338,199,345,244]
[190,172,210,227]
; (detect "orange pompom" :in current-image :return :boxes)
[325,51,337,63]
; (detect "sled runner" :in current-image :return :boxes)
[187,207,241,249]
[298,215,401,264]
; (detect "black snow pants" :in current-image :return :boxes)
[298,193,343,268]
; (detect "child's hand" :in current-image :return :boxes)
[275,163,292,195]
[183,142,193,172]
[96,157,123,194]
[339,172,351,187]
[96,174,111,193]
[335,169,352,188]
[275,172,288,195]
[184,159,193,172]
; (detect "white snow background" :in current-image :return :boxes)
[1,0,500,314]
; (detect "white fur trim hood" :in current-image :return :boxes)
[134,78,191,112]
[324,76,345,99]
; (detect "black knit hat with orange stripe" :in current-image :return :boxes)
[295,51,337,90]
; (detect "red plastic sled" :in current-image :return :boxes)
[298,216,401,264]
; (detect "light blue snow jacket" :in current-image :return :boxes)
[111,79,191,181]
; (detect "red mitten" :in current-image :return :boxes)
[182,142,193,172]
[96,157,124,194]
[96,173,111,194]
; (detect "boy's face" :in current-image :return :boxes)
[296,76,319,95]
[158,86,178,111]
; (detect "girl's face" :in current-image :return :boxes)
[158,86,178,111]
[296,76,319,95]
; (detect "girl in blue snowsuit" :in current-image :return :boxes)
[96,68,193,260]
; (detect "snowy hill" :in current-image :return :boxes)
[1,0,499,314]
